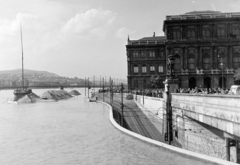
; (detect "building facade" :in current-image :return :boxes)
[126,11,240,89]
[126,35,166,90]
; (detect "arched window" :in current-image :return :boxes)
[174,55,181,71]
[203,53,211,69]
[218,53,226,69]
[189,77,196,89]
[173,30,181,40]
[188,54,196,70]
[233,52,240,69]
[134,80,138,89]
[142,65,147,73]
[233,27,240,37]
[202,28,210,39]
[217,27,225,38]
[187,29,196,39]
[133,65,139,73]
[204,77,211,89]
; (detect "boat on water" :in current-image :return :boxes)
[13,88,32,101]
[12,23,33,102]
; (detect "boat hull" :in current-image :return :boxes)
[13,89,32,101]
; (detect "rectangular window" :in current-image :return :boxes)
[142,66,147,73]
[187,30,195,39]
[158,65,163,73]
[160,50,164,58]
[133,51,139,58]
[202,29,211,39]
[149,51,155,57]
[173,30,181,40]
[133,66,138,73]
[150,66,155,72]
[217,28,225,38]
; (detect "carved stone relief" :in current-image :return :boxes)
[233,46,240,54]
[218,47,227,55]
[202,47,211,54]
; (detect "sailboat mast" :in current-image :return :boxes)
[20,23,24,89]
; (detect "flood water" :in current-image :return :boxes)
[0,88,218,165]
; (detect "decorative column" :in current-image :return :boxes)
[212,24,216,39]
[182,47,185,70]
[212,46,216,69]
[229,45,233,69]
[185,47,188,70]
[198,46,202,69]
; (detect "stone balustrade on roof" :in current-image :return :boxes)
[166,10,240,21]
[127,36,165,45]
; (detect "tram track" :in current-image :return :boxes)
[97,93,164,142]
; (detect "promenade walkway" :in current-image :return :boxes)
[97,92,165,142]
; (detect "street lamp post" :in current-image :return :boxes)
[221,62,224,89]
[218,54,224,89]
[164,54,176,145]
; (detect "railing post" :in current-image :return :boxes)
[142,89,144,105]
[121,83,124,127]
[226,138,230,161]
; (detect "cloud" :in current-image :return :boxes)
[62,8,117,38]
[0,13,37,40]
[115,27,134,39]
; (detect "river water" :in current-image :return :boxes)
[0,88,217,165]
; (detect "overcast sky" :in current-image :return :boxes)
[0,0,239,79]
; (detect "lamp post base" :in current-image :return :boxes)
[163,78,180,93]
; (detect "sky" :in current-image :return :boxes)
[0,0,240,80]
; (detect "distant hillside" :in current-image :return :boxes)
[0,69,59,77]
[0,69,86,88]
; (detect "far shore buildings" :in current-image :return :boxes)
[126,11,240,89]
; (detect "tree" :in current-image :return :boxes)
[149,75,164,88]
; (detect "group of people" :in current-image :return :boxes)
[132,87,234,97]
[174,87,233,95]
[133,89,164,98]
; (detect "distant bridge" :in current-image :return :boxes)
[0,85,126,90]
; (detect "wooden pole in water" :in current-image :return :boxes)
[85,77,86,97]
[103,77,104,102]
[20,23,24,89]
[88,77,89,98]
[94,76,95,93]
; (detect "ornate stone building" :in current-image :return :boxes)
[126,34,166,89]
[127,11,240,89]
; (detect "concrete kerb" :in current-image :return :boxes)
[97,100,238,165]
